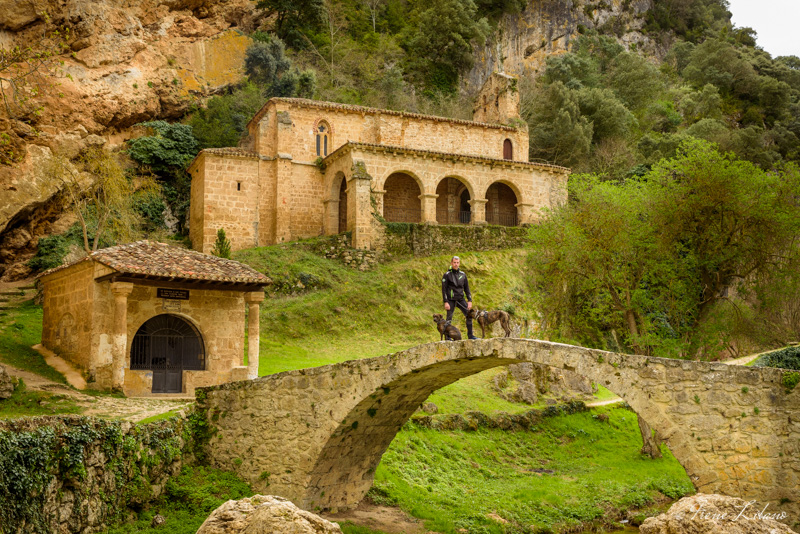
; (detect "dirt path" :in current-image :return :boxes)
[1,362,193,422]
[323,501,427,534]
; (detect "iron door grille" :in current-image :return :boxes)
[130,315,205,393]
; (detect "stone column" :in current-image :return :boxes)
[515,202,537,225]
[322,198,340,235]
[419,193,439,224]
[245,291,265,380]
[110,282,134,392]
[349,161,374,249]
[469,198,488,225]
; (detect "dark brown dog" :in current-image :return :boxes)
[432,313,462,341]
[467,308,512,338]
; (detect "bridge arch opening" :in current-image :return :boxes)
[436,177,472,224]
[302,341,690,511]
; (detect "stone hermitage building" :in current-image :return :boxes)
[39,241,271,396]
[188,73,571,253]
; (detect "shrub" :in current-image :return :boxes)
[211,228,232,259]
[27,235,69,272]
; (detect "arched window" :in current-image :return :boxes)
[503,139,513,160]
[316,121,331,157]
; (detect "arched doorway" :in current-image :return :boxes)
[130,314,205,393]
[338,176,347,233]
[436,177,471,224]
[486,182,518,226]
[383,173,421,223]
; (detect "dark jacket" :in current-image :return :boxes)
[442,268,472,303]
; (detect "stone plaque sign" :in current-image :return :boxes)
[162,299,181,312]
[157,288,189,300]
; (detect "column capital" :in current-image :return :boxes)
[468,198,489,205]
[245,291,265,304]
[110,281,134,297]
[514,202,536,208]
[419,193,439,199]
[371,189,386,196]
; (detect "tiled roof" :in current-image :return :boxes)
[41,241,270,286]
[325,142,572,173]
[247,98,521,132]
[200,147,258,158]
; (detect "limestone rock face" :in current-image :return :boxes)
[0,0,262,279]
[467,0,661,92]
[640,494,797,534]
[0,364,14,399]
[197,495,343,534]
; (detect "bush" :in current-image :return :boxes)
[752,346,800,371]
[27,235,69,272]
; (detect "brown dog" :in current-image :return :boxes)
[432,313,462,341]
[467,308,512,338]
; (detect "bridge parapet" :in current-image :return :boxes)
[196,339,800,519]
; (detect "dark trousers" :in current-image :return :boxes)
[446,298,473,337]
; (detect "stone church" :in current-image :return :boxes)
[188,73,570,253]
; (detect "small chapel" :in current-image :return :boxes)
[187,73,570,253]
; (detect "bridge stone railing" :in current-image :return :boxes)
[197,338,800,520]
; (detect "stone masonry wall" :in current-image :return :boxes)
[199,338,800,523]
[251,100,529,164]
[0,415,191,534]
[89,283,248,396]
[189,152,260,254]
[379,224,529,257]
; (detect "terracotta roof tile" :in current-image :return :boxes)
[41,241,270,286]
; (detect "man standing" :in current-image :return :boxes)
[442,256,478,340]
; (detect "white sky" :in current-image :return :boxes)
[727,0,800,58]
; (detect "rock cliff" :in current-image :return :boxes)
[0,0,261,279]
[466,0,661,91]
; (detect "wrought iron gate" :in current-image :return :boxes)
[130,314,205,393]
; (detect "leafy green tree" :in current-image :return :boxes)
[529,140,800,357]
[256,0,324,47]
[607,52,665,111]
[682,39,760,98]
[211,228,232,259]
[522,81,593,167]
[127,121,199,174]
[189,83,266,149]
[245,38,292,88]
[405,0,490,92]
[575,87,636,143]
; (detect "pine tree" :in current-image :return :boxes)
[211,228,232,259]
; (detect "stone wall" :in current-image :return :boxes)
[189,152,261,254]
[0,414,192,534]
[198,338,800,523]
[379,224,529,257]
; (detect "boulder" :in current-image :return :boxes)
[197,495,343,534]
[0,364,14,399]
[640,493,797,534]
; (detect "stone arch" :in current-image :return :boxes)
[383,172,422,223]
[301,341,698,510]
[485,181,520,226]
[130,313,206,393]
[327,171,348,234]
[436,176,475,224]
[202,339,798,516]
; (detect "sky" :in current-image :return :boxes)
[726,0,800,58]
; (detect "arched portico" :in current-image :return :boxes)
[485,181,520,226]
[383,172,422,223]
[436,177,475,225]
[199,338,800,516]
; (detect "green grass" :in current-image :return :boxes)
[0,300,66,384]
[339,523,392,534]
[137,409,184,425]
[236,245,537,375]
[106,466,253,534]
[593,385,620,402]
[373,405,693,534]
[0,379,82,419]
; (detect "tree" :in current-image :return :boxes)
[405,0,490,92]
[189,83,266,149]
[521,81,593,167]
[527,140,800,358]
[256,0,324,46]
[42,148,157,254]
[0,16,69,119]
[362,0,385,32]
[211,228,232,259]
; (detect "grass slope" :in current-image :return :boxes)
[0,300,65,383]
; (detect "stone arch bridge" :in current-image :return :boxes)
[197,339,800,516]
